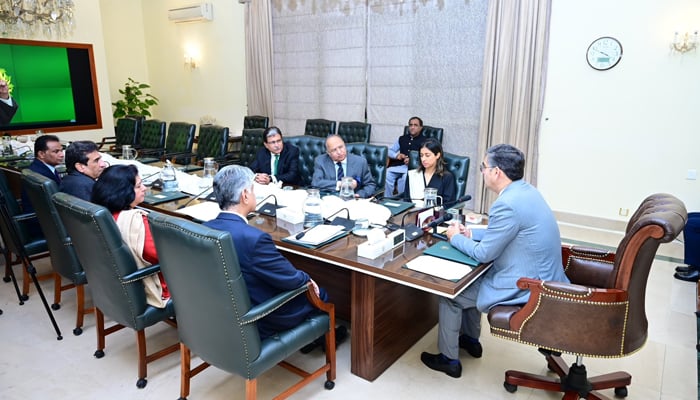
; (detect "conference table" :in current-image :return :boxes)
[144,187,489,383]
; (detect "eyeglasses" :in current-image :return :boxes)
[479,162,497,172]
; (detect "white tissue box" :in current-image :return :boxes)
[276,207,304,224]
[357,229,406,260]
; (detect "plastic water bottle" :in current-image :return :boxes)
[303,188,323,228]
[161,160,178,192]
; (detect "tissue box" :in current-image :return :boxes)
[276,207,304,224]
[357,229,405,260]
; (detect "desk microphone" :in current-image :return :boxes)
[177,186,213,210]
[400,206,430,242]
[324,207,354,231]
[427,213,453,229]
[442,195,472,209]
[256,194,283,217]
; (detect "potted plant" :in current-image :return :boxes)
[111,77,159,119]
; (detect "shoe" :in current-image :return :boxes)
[674,269,700,282]
[420,352,462,378]
[675,265,697,273]
[300,326,348,354]
[459,335,483,358]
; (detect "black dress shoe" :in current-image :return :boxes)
[420,352,462,378]
[676,265,698,273]
[459,335,483,358]
[300,326,348,354]
[674,269,700,282]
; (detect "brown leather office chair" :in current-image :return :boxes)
[487,193,686,399]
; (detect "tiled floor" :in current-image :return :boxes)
[0,227,696,399]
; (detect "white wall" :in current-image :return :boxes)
[539,0,700,219]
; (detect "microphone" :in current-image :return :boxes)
[324,207,354,231]
[177,185,213,210]
[427,212,453,229]
[400,206,430,242]
[256,194,283,217]
[442,195,472,210]
[141,170,162,187]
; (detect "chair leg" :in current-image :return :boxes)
[136,329,148,388]
[245,379,257,400]
[73,284,94,336]
[94,308,106,358]
[180,343,191,400]
[52,273,61,310]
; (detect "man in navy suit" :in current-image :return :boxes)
[420,144,568,378]
[59,140,107,201]
[311,134,376,198]
[21,134,64,235]
[249,126,300,186]
[203,164,327,338]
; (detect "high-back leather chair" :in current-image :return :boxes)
[304,118,336,138]
[346,142,387,194]
[337,121,371,143]
[164,121,196,164]
[237,128,265,167]
[148,211,337,400]
[487,193,686,399]
[243,115,269,129]
[195,124,229,162]
[402,125,444,144]
[114,117,140,149]
[22,170,92,336]
[52,192,179,389]
[136,119,166,162]
[285,135,327,187]
[408,151,470,199]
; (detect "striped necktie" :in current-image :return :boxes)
[336,162,344,180]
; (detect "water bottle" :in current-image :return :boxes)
[339,176,354,201]
[161,160,178,192]
[303,188,323,228]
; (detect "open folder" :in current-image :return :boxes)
[281,224,348,249]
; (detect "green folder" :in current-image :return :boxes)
[423,241,480,267]
[380,199,415,216]
[143,191,189,205]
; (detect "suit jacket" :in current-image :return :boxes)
[402,169,456,204]
[248,143,300,185]
[311,153,377,198]
[204,212,323,338]
[450,179,568,312]
[59,171,95,201]
[0,98,18,126]
[21,159,60,236]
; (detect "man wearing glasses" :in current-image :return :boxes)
[60,140,108,201]
[384,116,427,197]
[249,126,300,186]
[420,144,568,378]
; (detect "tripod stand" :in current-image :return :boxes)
[0,191,62,340]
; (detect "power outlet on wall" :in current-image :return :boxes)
[618,208,629,217]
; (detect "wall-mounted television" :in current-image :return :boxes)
[0,38,102,135]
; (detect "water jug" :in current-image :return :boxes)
[161,160,178,192]
[339,176,354,201]
[303,188,323,228]
[200,157,218,188]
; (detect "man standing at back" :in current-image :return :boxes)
[420,144,568,378]
[249,126,300,186]
[60,140,107,201]
[312,134,376,198]
[385,116,427,197]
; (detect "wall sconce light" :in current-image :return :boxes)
[184,54,197,69]
[671,31,698,54]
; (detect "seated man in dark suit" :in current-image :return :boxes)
[21,134,64,235]
[204,164,346,343]
[59,140,107,201]
[249,126,300,186]
[311,134,376,198]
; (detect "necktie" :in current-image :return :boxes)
[54,169,62,183]
[336,162,344,180]
[273,154,279,176]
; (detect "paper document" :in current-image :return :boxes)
[176,201,220,222]
[295,224,345,246]
[404,255,474,282]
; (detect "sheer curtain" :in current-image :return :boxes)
[475,0,552,212]
[245,0,274,119]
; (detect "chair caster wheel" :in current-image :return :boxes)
[614,386,628,398]
[73,327,83,336]
[504,382,517,393]
[136,378,147,388]
[3,276,10,282]
[20,294,28,301]
[94,349,105,358]
[324,380,335,390]
[51,303,60,310]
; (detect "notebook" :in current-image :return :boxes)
[422,241,480,267]
[143,191,189,205]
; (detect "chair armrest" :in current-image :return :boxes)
[98,136,117,151]
[563,244,616,263]
[561,244,617,288]
[240,284,309,325]
[305,281,334,314]
[121,264,161,284]
[14,212,37,222]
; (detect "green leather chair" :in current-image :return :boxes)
[22,170,92,336]
[115,117,140,148]
[408,151,470,199]
[195,124,229,163]
[337,121,371,143]
[148,211,337,400]
[304,118,336,138]
[346,142,387,195]
[237,128,265,167]
[243,115,269,129]
[136,119,166,162]
[402,124,444,144]
[163,121,196,165]
[52,192,179,389]
[285,135,326,187]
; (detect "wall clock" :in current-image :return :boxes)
[586,37,623,71]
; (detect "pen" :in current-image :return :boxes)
[295,231,306,240]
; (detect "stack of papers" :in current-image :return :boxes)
[404,255,474,282]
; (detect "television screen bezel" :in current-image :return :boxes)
[0,38,102,136]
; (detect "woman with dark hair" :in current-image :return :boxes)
[402,138,456,205]
[91,165,170,307]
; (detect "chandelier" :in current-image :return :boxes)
[0,0,75,39]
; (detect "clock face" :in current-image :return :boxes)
[586,37,622,71]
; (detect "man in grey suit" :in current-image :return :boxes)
[311,134,376,198]
[420,144,569,378]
